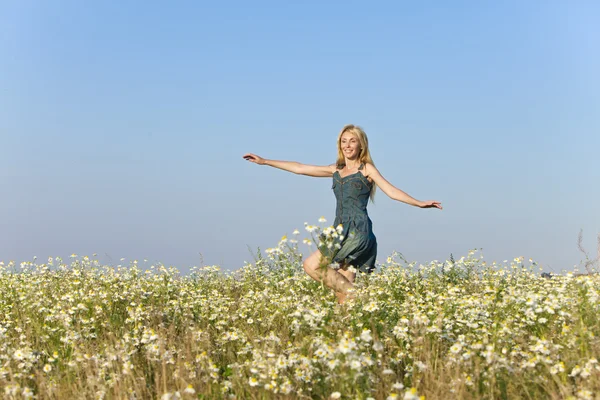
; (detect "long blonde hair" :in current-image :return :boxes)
[335,124,377,202]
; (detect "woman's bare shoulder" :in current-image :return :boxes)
[362,162,379,174]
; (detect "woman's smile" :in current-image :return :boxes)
[340,132,362,159]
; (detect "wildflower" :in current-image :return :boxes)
[43,364,52,373]
[276,356,288,369]
[338,338,357,354]
[387,394,399,400]
[183,385,195,395]
[249,377,259,387]
[449,343,462,354]
[550,362,565,375]
[4,384,19,396]
[13,350,25,360]
[22,387,34,399]
[305,225,318,233]
[360,329,373,342]
[383,369,395,375]
[319,216,327,223]
[577,390,593,400]
[392,382,404,390]
[330,392,341,399]
[403,388,420,400]
[293,229,300,235]
[122,360,134,374]
[415,361,427,371]
[363,301,380,312]
[327,359,339,370]
[569,365,582,377]
[579,366,591,379]
[280,380,293,395]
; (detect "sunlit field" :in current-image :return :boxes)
[1,222,599,400]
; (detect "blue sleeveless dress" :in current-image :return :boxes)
[325,163,378,273]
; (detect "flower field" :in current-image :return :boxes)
[1,226,599,399]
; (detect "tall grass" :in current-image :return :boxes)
[1,233,599,399]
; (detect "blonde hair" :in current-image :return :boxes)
[335,124,377,202]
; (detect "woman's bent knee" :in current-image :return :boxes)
[303,252,322,276]
[303,259,316,275]
[302,259,310,273]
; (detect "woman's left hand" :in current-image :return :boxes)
[419,200,443,209]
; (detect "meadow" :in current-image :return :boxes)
[1,222,599,400]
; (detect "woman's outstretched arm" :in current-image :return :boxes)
[364,163,442,209]
[243,153,335,177]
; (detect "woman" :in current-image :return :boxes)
[243,124,442,303]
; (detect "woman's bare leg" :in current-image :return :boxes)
[303,250,353,298]
[335,268,356,304]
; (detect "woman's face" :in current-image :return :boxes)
[340,132,361,160]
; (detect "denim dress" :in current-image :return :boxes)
[326,163,377,273]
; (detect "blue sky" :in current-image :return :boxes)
[1,1,598,273]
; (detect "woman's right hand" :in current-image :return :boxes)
[243,153,266,165]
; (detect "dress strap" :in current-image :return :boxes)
[358,163,364,170]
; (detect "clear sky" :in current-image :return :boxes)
[1,1,599,273]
